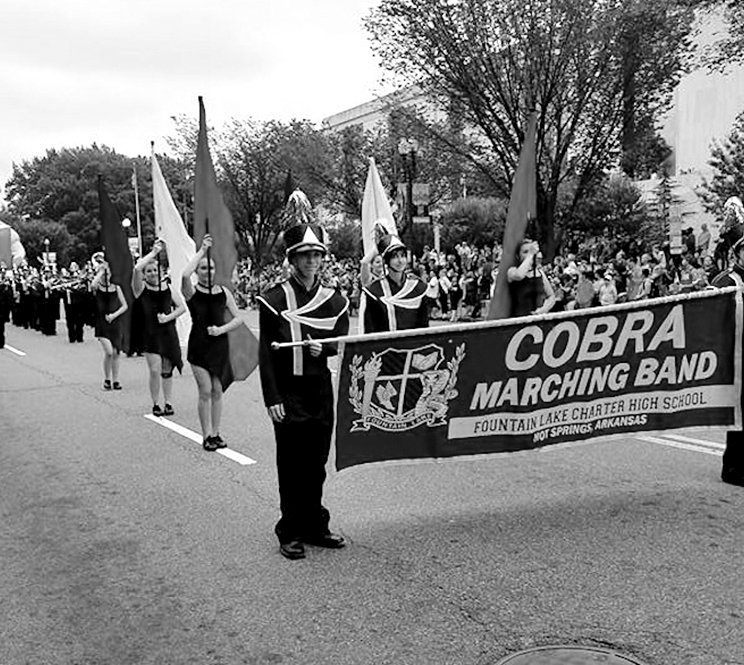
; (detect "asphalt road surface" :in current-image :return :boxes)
[1,313,743,665]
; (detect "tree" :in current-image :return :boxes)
[3,145,189,263]
[569,172,651,240]
[438,197,507,250]
[364,0,697,257]
[215,118,335,268]
[696,1,744,70]
[327,219,363,259]
[700,109,744,216]
[9,217,73,267]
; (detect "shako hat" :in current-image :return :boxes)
[377,233,407,260]
[282,188,328,256]
[284,224,328,256]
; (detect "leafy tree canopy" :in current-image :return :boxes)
[364,0,697,256]
[701,109,744,216]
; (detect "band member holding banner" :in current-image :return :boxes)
[182,234,244,452]
[507,238,555,318]
[133,240,185,417]
[91,254,128,390]
[712,235,744,487]
[359,233,428,334]
[258,221,349,560]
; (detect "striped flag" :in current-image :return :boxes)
[487,113,538,320]
[151,148,196,347]
[192,96,258,385]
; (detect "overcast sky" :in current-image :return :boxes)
[0,0,390,199]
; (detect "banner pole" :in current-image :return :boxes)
[270,286,741,350]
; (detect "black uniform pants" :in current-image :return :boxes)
[273,419,332,543]
[0,318,6,348]
[724,431,744,479]
[64,301,85,342]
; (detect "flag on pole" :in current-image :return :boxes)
[194,96,237,288]
[487,113,538,320]
[192,96,258,385]
[98,176,134,352]
[151,147,196,347]
[361,157,397,255]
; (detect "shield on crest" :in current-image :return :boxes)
[348,343,466,432]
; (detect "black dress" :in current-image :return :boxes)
[138,287,183,372]
[94,288,124,351]
[187,287,231,389]
[508,273,546,317]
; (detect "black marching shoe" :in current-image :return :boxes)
[211,434,227,449]
[163,403,174,416]
[202,436,219,452]
[112,381,122,390]
[304,532,346,549]
[722,469,744,487]
[103,379,112,391]
[280,540,306,560]
[152,404,164,417]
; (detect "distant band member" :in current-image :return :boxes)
[91,254,128,390]
[359,233,428,333]
[507,238,556,317]
[0,269,13,348]
[182,234,244,452]
[711,235,744,487]
[133,240,185,417]
[62,263,88,343]
[258,221,350,560]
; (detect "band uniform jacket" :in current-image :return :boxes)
[258,275,349,424]
[359,274,428,334]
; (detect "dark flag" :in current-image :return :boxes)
[194,96,238,288]
[192,96,258,384]
[487,113,537,320]
[98,176,134,352]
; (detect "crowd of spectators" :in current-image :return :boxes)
[234,222,721,322]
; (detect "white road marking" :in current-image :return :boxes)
[661,433,726,450]
[636,435,722,457]
[144,414,257,466]
[3,344,26,356]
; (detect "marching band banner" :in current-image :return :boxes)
[333,288,743,471]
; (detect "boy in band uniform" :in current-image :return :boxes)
[712,235,744,487]
[258,221,350,560]
[359,233,428,333]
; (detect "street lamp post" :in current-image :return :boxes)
[398,137,419,239]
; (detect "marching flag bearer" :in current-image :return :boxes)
[258,217,350,560]
[359,233,428,333]
[712,235,744,487]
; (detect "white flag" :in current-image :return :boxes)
[361,157,397,255]
[151,148,196,346]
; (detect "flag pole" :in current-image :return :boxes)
[132,163,143,257]
[204,216,212,325]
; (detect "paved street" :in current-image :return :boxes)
[1,314,743,665]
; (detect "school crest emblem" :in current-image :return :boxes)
[348,343,466,432]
